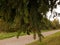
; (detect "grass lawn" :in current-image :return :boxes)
[0,32,17,40]
[0,30,57,40]
[27,31,60,45]
[0,32,27,40]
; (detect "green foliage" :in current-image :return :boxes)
[40,18,52,30]
[51,19,60,29]
[0,0,58,41]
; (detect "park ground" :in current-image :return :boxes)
[27,30,60,45]
[0,30,59,45]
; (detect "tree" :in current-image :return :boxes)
[51,18,60,29]
[0,0,58,41]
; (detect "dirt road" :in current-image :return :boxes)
[0,30,60,45]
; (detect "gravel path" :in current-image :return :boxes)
[0,30,60,45]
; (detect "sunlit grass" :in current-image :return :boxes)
[0,32,16,40]
[0,30,56,40]
[0,32,26,40]
[27,32,60,45]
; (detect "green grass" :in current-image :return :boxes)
[0,30,46,40]
[0,30,56,40]
[27,31,60,45]
[0,32,26,40]
[41,30,50,32]
[0,32,16,40]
